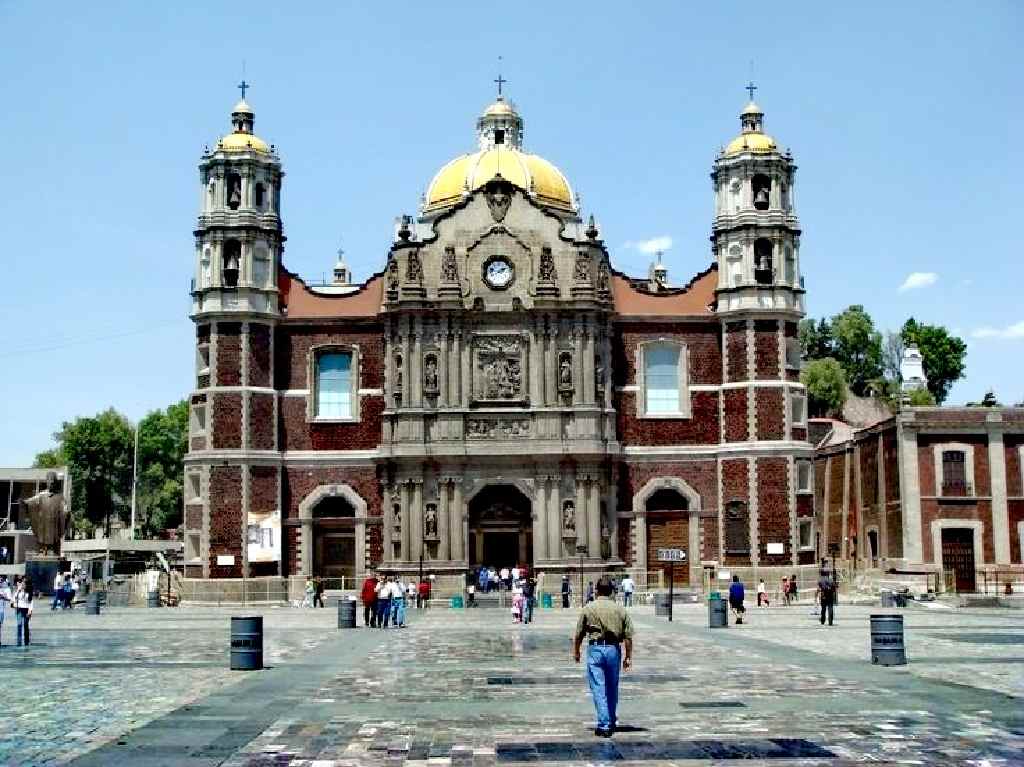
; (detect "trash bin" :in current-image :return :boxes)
[894,592,908,608]
[870,614,906,666]
[147,590,161,608]
[450,595,464,609]
[337,598,357,628]
[654,594,671,616]
[880,590,894,607]
[541,593,553,609]
[230,616,264,670]
[86,592,101,615]
[708,597,728,628]
[709,591,721,601]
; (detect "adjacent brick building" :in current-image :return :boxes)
[812,408,1024,592]
[183,91,813,593]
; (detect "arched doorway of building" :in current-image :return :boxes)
[646,488,690,586]
[467,484,532,570]
[312,494,356,579]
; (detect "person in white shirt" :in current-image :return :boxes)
[620,576,636,607]
[0,576,12,646]
[499,567,510,589]
[757,579,768,608]
[52,571,64,611]
[392,579,408,627]
[511,566,521,582]
[14,578,34,646]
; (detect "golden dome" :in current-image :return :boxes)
[424,146,575,212]
[723,132,777,156]
[218,131,271,154]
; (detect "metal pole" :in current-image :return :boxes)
[130,422,139,539]
[668,562,674,622]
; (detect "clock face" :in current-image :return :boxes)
[485,257,514,289]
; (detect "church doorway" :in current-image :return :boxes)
[645,488,690,586]
[467,484,532,570]
[941,527,976,593]
[312,494,356,579]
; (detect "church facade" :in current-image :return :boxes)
[183,88,814,592]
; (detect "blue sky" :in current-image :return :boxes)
[1,2,1020,466]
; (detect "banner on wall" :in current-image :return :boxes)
[247,510,281,563]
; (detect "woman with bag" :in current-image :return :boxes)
[15,578,34,646]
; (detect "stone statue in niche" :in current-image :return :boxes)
[387,257,399,292]
[423,355,438,393]
[228,176,242,208]
[440,247,459,282]
[406,250,423,283]
[394,354,403,391]
[537,247,557,282]
[424,503,438,538]
[597,263,610,293]
[393,504,402,539]
[600,523,612,560]
[562,499,576,532]
[558,353,573,389]
[595,357,605,392]
[573,250,592,282]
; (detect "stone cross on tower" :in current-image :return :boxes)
[745,80,757,101]
[238,79,250,100]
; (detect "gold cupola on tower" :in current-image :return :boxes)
[423,90,576,215]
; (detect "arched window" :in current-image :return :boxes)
[754,239,773,284]
[222,240,241,287]
[316,352,353,419]
[226,172,242,210]
[254,182,265,210]
[642,343,687,416]
[752,174,771,210]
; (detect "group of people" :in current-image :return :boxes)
[562,575,636,608]
[754,574,801,607]
[730,570,838,626]
[359,573,430,628]
[474,564,525,593]
[0,575,36,646]
[51,570,85,610]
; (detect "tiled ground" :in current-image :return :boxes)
[4,600,1023,766]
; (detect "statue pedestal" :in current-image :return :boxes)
[25,555,63,597]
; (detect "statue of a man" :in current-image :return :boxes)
[23,471,68,556]
[424,504,438,538]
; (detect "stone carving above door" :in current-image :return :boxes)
[466,418,531,439]
[472,334,526,403]
[484,178,514,223]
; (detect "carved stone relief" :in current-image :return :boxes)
[466,418,531,439]
[573,250,592,283]
[484,179,513,222]
[473,335,524,401]
[538,247,557,282]
[441,246,459,283]
[406,250,423,283]
[387,257,399,292]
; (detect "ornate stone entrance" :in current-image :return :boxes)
[467,484,533,569]
[298,484,368,579]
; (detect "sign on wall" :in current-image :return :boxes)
[656,548,687,562]
[766,542,785,555]
[247,510,281,564]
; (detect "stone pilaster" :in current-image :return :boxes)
[988,426,1010,564]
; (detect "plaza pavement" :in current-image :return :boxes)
[1,599,1021,766]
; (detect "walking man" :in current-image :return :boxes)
[817,569,836,626]
[728,575,746,624]
[572,576,633,738]
[376,576,392,629]
[0,576,11,646]
[561,575,571,608]
[620,574,635,607]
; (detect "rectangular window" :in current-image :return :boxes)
[942,450,969,496]
[798,519,813,549]
[791,392,806,425]
[317,352,352,419]
[186,472,201,502]
[797,460,812,492]
[186,533,201,562]
[645,346,681,414]
[190,406,206,435]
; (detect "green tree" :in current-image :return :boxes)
[901,318,967,404]
[32,447,66,469]
[798,317,834,360]
[135,400,188,534]
[43,408,135,531]
[906,388,937,406]
[801,358,848,417]
[830,305,883,396]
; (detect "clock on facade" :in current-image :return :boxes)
[483,257,514,289]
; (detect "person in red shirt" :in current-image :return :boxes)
[417,579,430,609]
[360,572,378,627]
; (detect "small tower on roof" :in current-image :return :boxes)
[332,247,352,286]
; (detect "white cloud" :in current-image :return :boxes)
[625,235,672,255]
[898,272,938,292]
[971,321,1024,340]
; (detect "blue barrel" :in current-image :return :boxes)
[541,593,553,609]
[450,595,464,609]
[230,616,264,670]
[871,614,906,666]
[708,598,728,628]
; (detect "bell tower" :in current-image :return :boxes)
[185,84,285,580]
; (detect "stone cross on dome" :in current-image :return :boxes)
[238,79,250,101]
[745,80,757,101]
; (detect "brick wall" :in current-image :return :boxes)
[723,389,748,442]
[917,434,990,496]
[248,324,272,387]
[757,457,790,564]
[1009,499,1024,564]
[617,391,720,446]
[209,465,242,577]
[754,388,784,441]
[1005,436,1023,497]
[725,322,747,383]
[883,431,899,501]
[921,499,995,564]
[613,322,722,387]
[249,393,275,450]
[616,461,718,516]
[275,325,384,390]
[279,396,384,451]
[250,466,278,514]
[721,458,749,566]
[211,393,242,450]
[754,320,779,380]
[215,322,241,387]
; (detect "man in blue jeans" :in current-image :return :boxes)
[572,576,634,737]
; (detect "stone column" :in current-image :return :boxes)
[877,434,887,559]
[400,322,411,408]
[460,330,472,407]
[411,479,423,563]
[400,480,411,562]
[451,478,465,562]
[573,321,584,406]
[439,319,450,409]
[988,427,1011,564]
[533,476,548,561]
[437,477,450,561]
[583,324,596,405]
[575,473,588,554]
[546,476,561,560]
[898,423,923,563]
[588,475,601,557]
[451,325,462,406]
[544,317,556,406]
[382,481,394,563]
[606,476,618,560]
[411,318,423,407]
[530,317,543,405]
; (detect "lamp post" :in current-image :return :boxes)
[576,544,587,607]
[129,421,140,540]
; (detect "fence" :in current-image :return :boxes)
[701,565,838,604]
